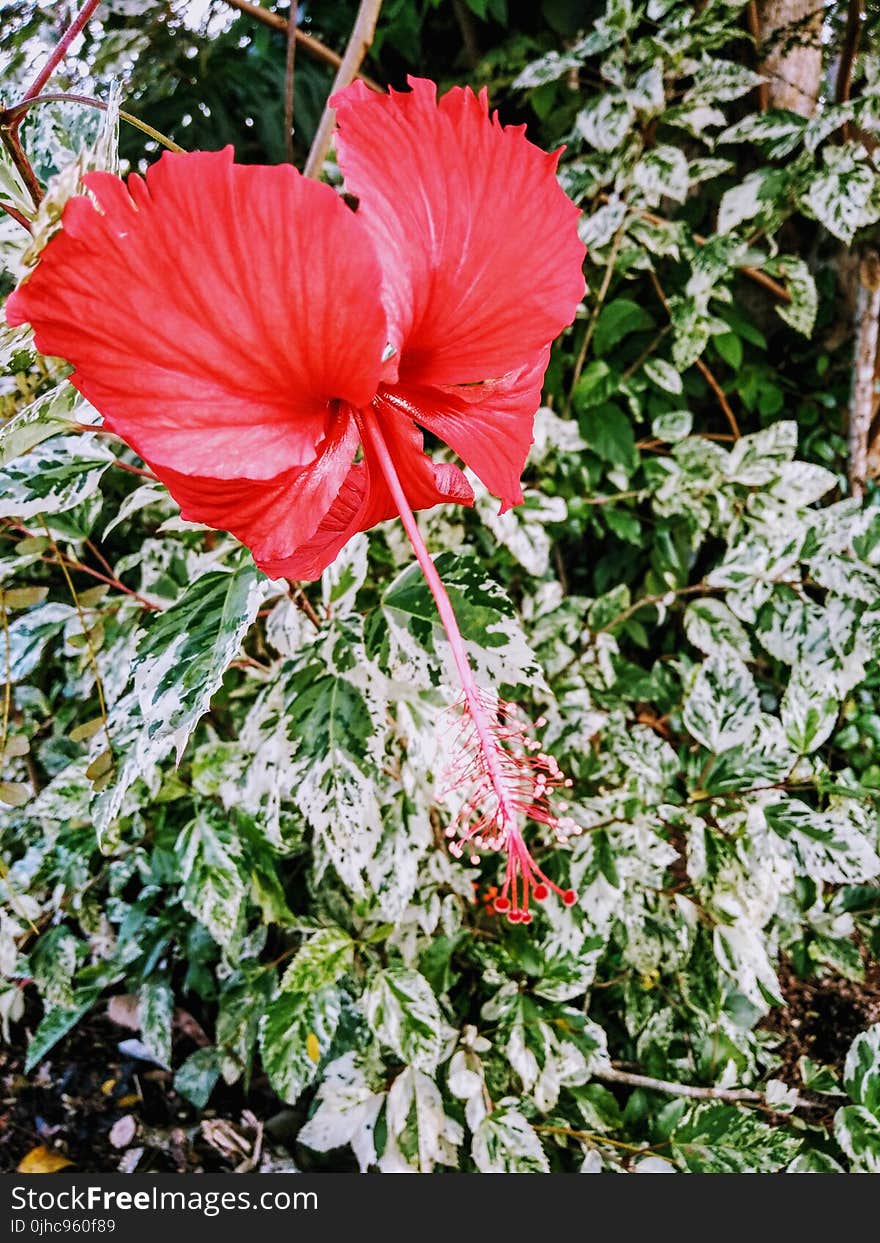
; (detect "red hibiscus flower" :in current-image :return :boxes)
[7,75,587,924]
[6,77,584,582]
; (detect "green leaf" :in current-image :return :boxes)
[788,1150,846,1173]
[382,552,545,691]
[643,357,683,395]
[284,658,384,896]
[259,985,342,1104]
[770,256,818,337]
[684,598,752,661]
[138,974,173,1069]
[29,927,79,1007]
[579,197,627,249]
[719,110,806,157]
[593,299,654,356]
[780,664,840,753]
[95,563,264,837]
[382,1066,463,1172]
[843,1024,880,1116]
[576,93,634,153]
[513,44,590,90]
[764,799,880,884]
[651,410,692,442]
[472,1105,550,1173]
[835,1105,880,1172]
[362,967,454,1074]
[634,145,689,205]
[297,1052,384,1172]
[0,434,113,520]
[717,170,772,234]
[280,926,354,994]
[176,810,245,950]
[686,58,765,104]
[802,144,880,245]
[579,403,636,469]
[135,563,264,760]
[3,602,75,681]
[714,332,742,370]
[174,1048,222,1109]
[683,654,761,753]
[321,534,368,613]
[670,1103,800,1172]
[0,384,87,470]
[25,989,101,1073]
[572,360,616,409]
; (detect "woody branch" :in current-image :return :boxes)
[848,251,880,500]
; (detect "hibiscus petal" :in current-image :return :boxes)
[386,348,550,512]
[6,148,387,480]
[268,406,474,581]
[331,77,585,389]
[150,407,359,574]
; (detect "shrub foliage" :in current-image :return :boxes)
[2,0,880,1172]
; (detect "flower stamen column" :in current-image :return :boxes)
[360,406,579,923]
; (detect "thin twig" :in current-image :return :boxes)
[4,93,185,153]
[38,517,113,762]
[848,250,880,500]
[607,198,791,304]
[745,2,770,111]
[21,0,102,104]
[836,0,864,141]
[596,581,713,635]
[0,597,11,763]
[284,1,298,163]
[534,1123,649,1157]
[0,0,103,207]
[836,0,863,103]
[582,488,649,506]
[0,524,161,612]
[452,0,481,68]
[620,324,672,381]
[220,0,383,92]
[109,457,158,481]
[0,201,32,231]
[0,123,43,206]
[598,1064,840,1110]
[567,218,628,410]
[303,0,385,180]
[648,269,740,438]
[695,358,741,439]
[595,1065,768,1104]
[290,585,321,630]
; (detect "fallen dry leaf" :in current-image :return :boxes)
[109,1115,138,1149]
[17,1146,74,1174]
[107,994,140,1031]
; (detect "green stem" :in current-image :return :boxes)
[4,93,185,154]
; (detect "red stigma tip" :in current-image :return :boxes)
[438,692,580,929]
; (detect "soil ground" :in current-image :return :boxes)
[4,960,880,1172]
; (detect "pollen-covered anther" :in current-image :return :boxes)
[438,692,579,926]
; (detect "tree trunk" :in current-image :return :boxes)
[756,0,822,116]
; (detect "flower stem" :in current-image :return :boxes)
[359,407,516,826]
